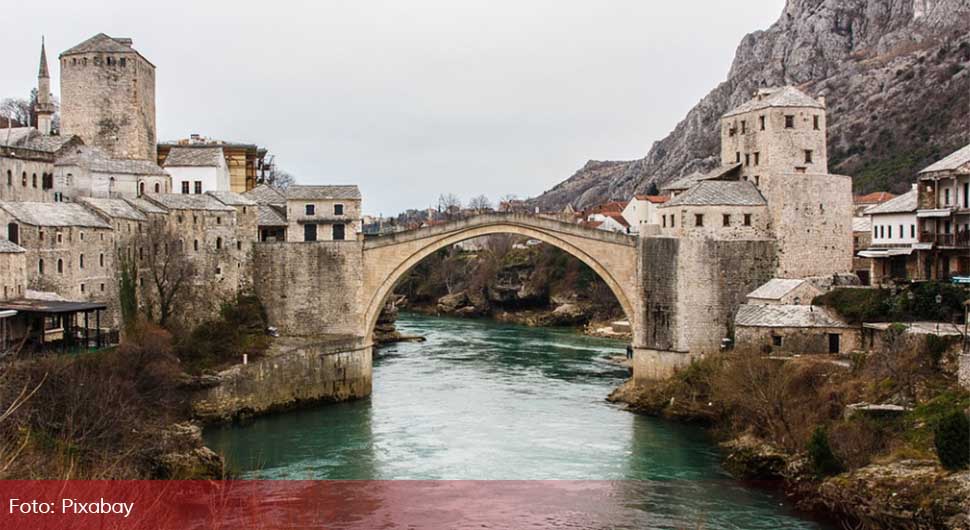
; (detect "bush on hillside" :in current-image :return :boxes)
[175,294,269,374]
[934,410,970,470]
[807,426,844,477]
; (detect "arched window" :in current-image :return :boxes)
[57,259,63,274]
[5,170,10,186]
[139,182,145,196]
[154,183,160,193]
[21,172,27,186]
[216,237,223,250]
[38,259,44,275]
[80,284,85,294]
[100,253,105,267]
[79,254,84,269]
[32,173,37,188]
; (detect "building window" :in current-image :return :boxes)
[79,254,84,269]
[670,215,675,228]
[945,188,951,205]
[38,259,44,274]
[31,173,37,188]
[741,120,746,134]
[728,126,735,137]
[744,214,752,226]
[236,241,242,250]
[785,115,795,128]
[754,176,760,186]
[57,233,62,243]
[194,240,199,251]
[21,172,27,186]
[80,284,85,294]
[759,115,766,130]
[888,226,892,238]
[100,283,105,292]
[216,237,223,250]
[735,152,741,163]
[804,150,813,164]
[334,204,344,215]
[723,214,731,227]
[194,181,202,194]
[662,215,667,228]
[305,204,315,216]
[216,266,222,275]
[139,182,145,196]
[911,225,915,238]
[216,217,222,225]
[745,154,750,166]
[154,182,161,193]
[57,259,63,274]
[772,335,783,347]
[100,253,104,267]
[304,223,318,242]
[754,152,760,166]
[181,181,190,194]
[39,231,44,241]
[694,214,704,227]
[813,115,820,130]
[899,225,904,239]
[333,223,346,240]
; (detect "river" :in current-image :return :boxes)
[204,312,829,529]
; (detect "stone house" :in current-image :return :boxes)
[162,146,230,194]
[854,191,896,217]
[285,185,362,242]
[208,191,259,290]
[1,129,79,203]
[858,188,919,284]
[657,180,771,240]
[746,278,821,305]
[0,200,115,312]
[54,145,170,199]
[243,184,288,241]
[158,136,268,194]
[0,239,27,301]
[734,303,860,355]
[621,195,668,234]
[914,143,970,280]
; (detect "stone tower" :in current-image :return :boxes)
[58,33,157,161]
[720,87,852,279]
[35,37,56,135]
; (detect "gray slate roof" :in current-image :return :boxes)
[747,279,807,301]
[0,127,77,154]
[735,304,852,329]
[124,197,168,215]
[0,201,111,228]
[78,197,148,221]
[285,185,361,201]
[162,147,224,167]
[257,205,288,227]
[920,143,970,174]
[243,184,286,206]
[661,171,706,192]
[61,33,135,56]
[0,239,26,253]
[863,189,917,215]
[207,191,257,207]
[663,180,766,208]
[852,217,872,233]
[723,86,824,118]
[144,193,234,212]
[55,145,168,175]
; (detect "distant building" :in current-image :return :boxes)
[915,143,970,280]
[158,135,269,193]
[284,185,362,242]
[162,147,231,194]
[853,191,896,216]
[745,278,821,306]
[734,303,859,355]
[858,188,918,284]
[621,195,668,233]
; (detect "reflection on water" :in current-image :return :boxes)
[205,313,827,528]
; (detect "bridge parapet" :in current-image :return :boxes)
[364,213,637,250]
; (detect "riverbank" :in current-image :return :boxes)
[609,351,970,529]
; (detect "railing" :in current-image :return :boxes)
[920,231,970,247]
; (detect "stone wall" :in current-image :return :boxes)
[735,325,861,355]
[253,241,364,337]
[959,354,970,390]
[0,153,55,202]
[191,336,372,423]
[59,47,156,161]
[285,198,362,242]
[0,249,26,301]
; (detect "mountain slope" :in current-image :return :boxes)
[531,0,970,211]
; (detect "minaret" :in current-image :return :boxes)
[35,37,55,135]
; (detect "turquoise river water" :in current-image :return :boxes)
[204,312,830,529]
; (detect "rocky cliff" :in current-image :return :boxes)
[532,0,970,210]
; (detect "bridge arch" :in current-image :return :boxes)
[361,214,639,344]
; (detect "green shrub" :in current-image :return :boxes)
[934,410,970,470]
[175,293,269,373]
[807,426,844,477]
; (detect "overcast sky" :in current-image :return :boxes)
[4,0,784,215]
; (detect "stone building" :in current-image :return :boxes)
[54,145,170,199]
[745,278,821,306]
[0,200,115,312]
[284,185,362,242]
[162,147,230,195]
[243,184,288,241]
[208,191,259,290]
[621,195,667,233]
[158,135,268,193]
[914,143,970,279]
[657,180,771,240]
[734,303,859,355]
[59,34,157,161]
[0,239,27,301]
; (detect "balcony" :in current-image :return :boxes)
[920,231,970,248]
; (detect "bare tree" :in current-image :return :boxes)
[262,167,295,190]
[498,194,520,212]
[437,193,462,219]
[467,195,492,214]
[0,98,31,127]
[142,221,196,328]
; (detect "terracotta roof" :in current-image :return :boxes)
[0,201,111,228]
[55,145,167,175]
[854,191,896,204]
[723,86,824,119]
[662,180,766,208]
[285,185,361,201]
[78,197,147,221]
[583,220,604,230]
[602,212,630,227]
[863,189,917,215]
[633,195,670,204]
[735,304,852,329]
[162,147,224,167]
[920,143,970,174]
